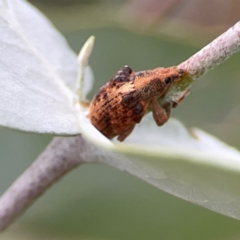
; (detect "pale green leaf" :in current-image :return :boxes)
[79,112,240,220]
[0,0,79,134]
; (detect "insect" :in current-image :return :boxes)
[88,66,184,141]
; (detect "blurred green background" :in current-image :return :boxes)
[1,0,240,239]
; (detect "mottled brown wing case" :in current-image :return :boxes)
[89,66,147,139]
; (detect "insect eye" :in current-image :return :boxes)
[164,77,172,84]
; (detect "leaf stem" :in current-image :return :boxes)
[0,136,85,231]
[179,21,240,79]
[164,21,240,104]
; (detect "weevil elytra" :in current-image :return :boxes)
[88,66,184,141]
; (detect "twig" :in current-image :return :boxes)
[179,21,240,79]
[164,21,240,104]
[0,136,86,231]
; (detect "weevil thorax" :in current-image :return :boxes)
[133,67,183,101]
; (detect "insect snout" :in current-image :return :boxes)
[164,71,183,85]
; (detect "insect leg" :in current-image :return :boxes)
[117,125,135,142]
[151,99,171,126]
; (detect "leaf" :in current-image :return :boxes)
[79,112,240,220]
[0,0,81,134]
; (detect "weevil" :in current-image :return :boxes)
[88,66,184,141]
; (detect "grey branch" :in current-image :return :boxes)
[164,21,240,104]
[0,136,86,231]
[179,21,240,79]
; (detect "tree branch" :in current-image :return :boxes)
[0,136,86,231]
[179,21,240,79]
[164,21,240,104]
